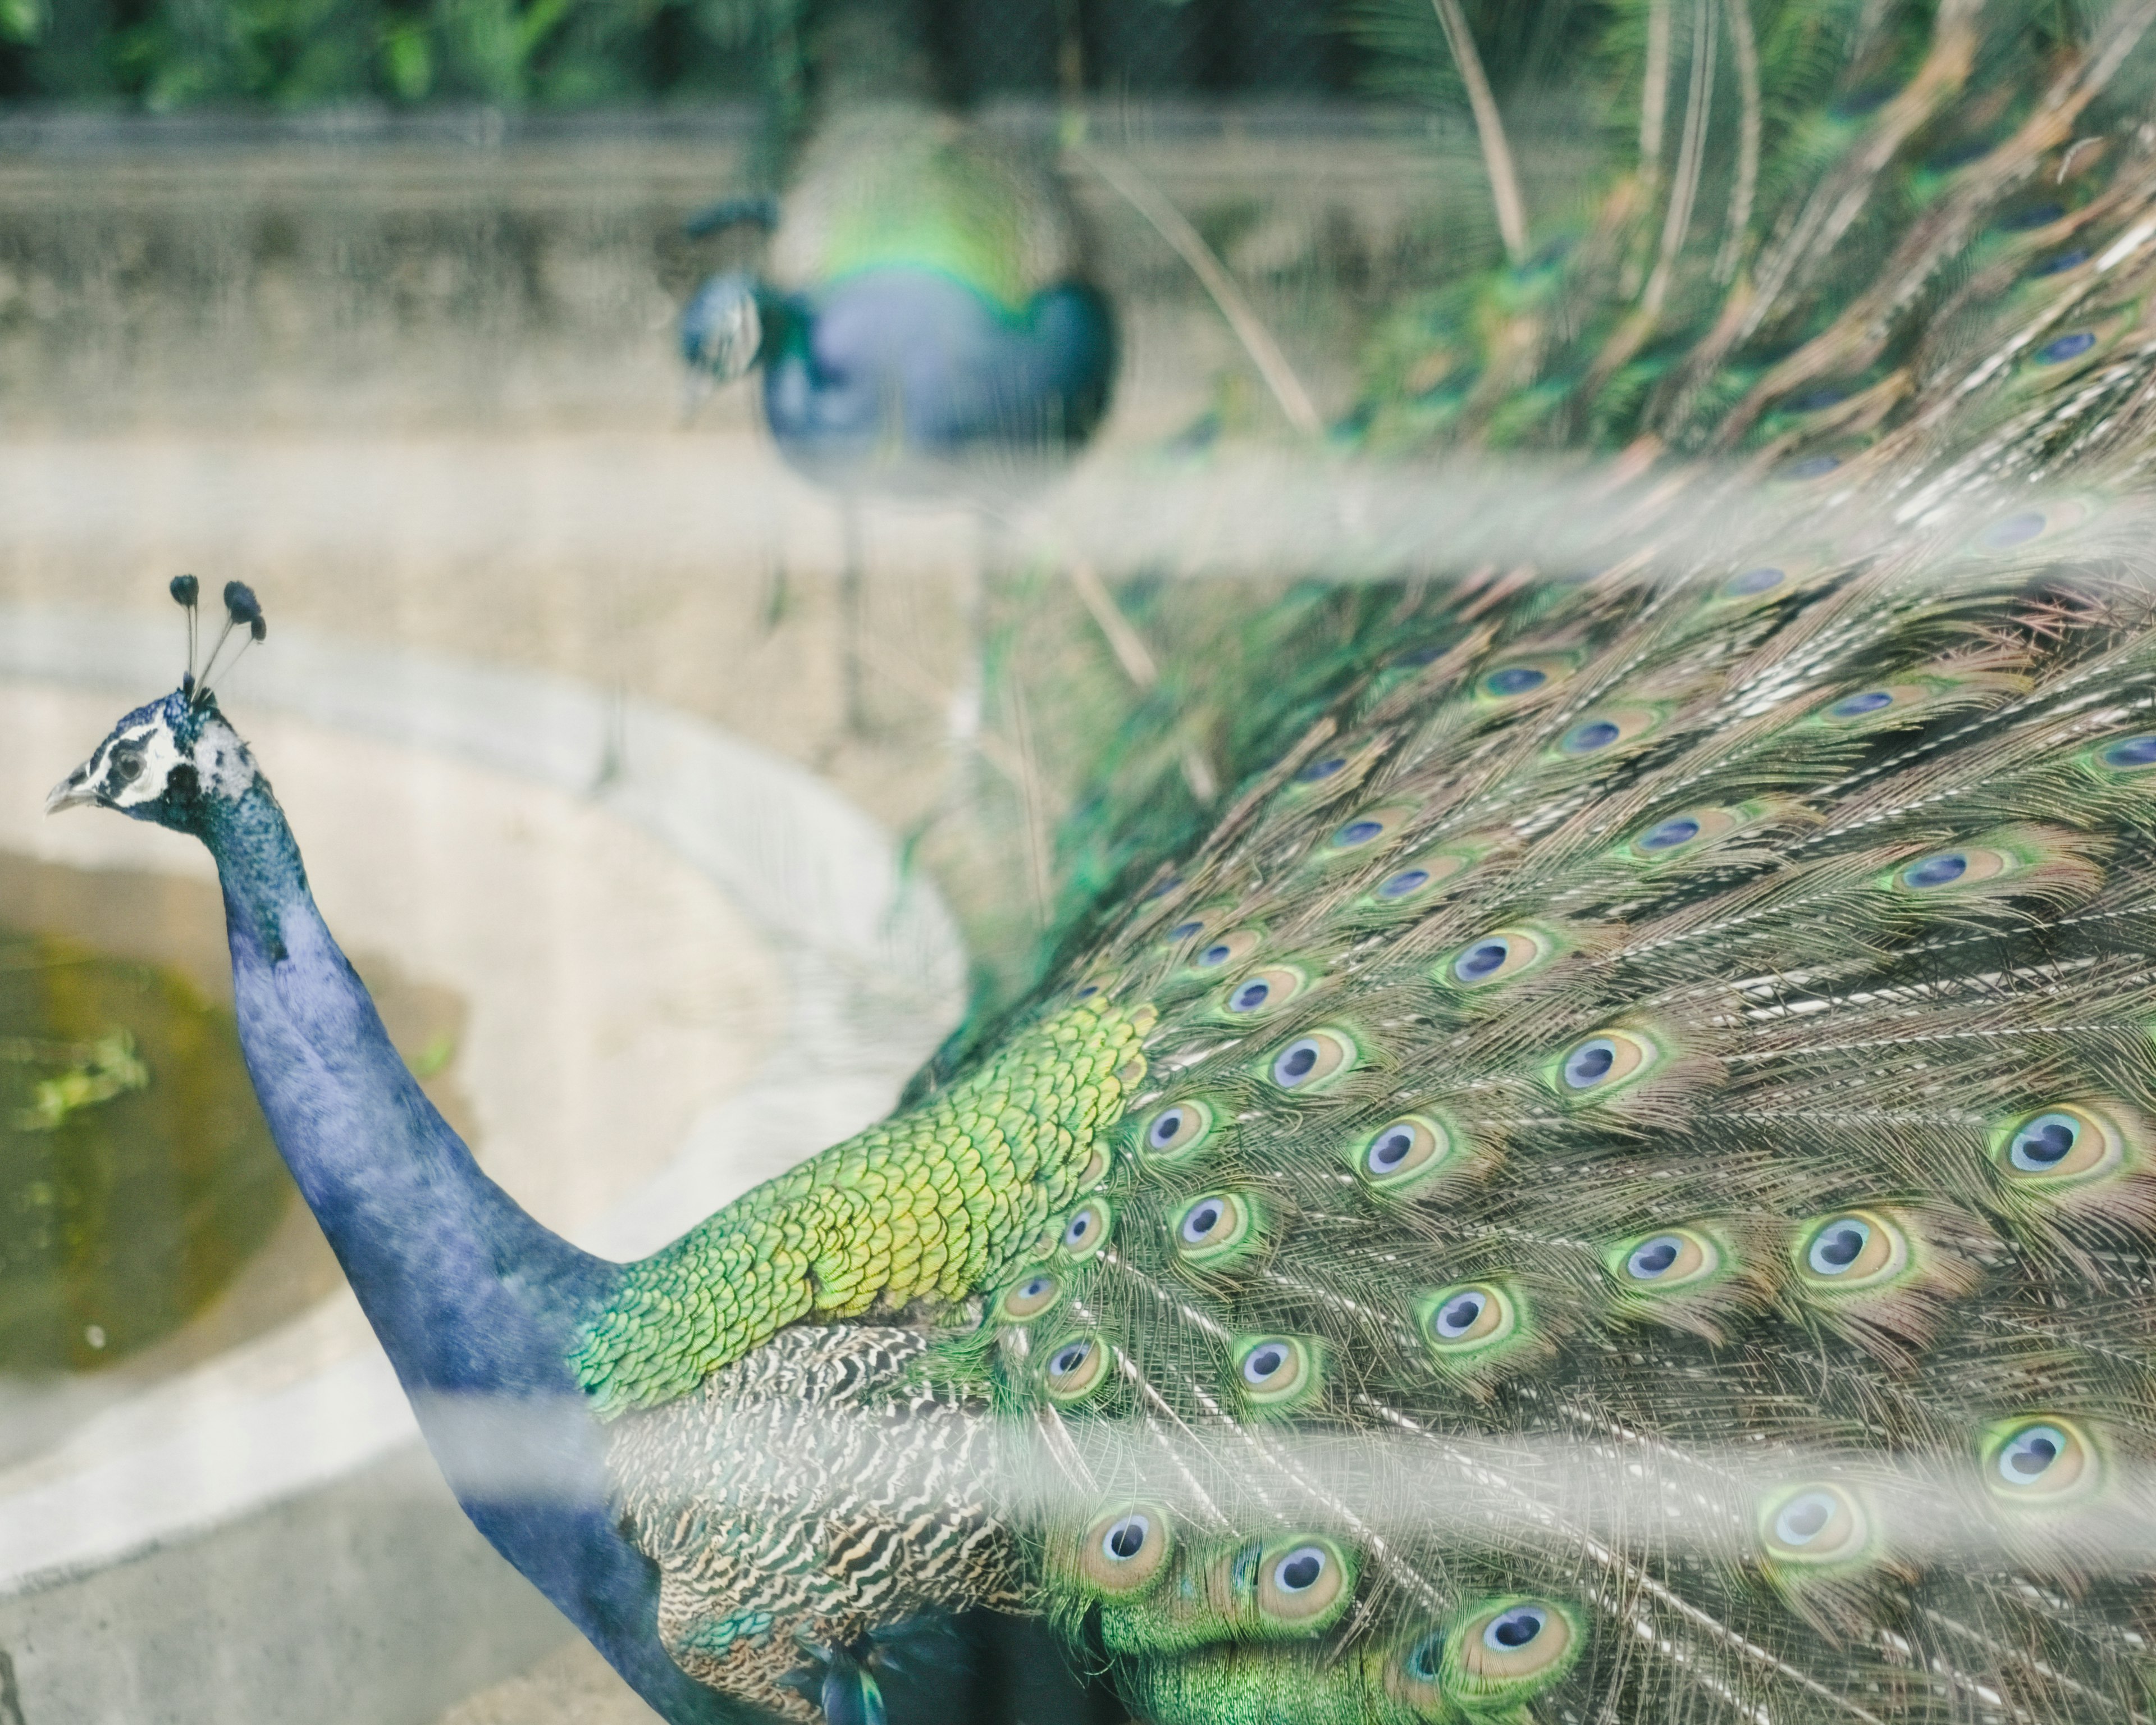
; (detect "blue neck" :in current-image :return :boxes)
[199,779,742,1724]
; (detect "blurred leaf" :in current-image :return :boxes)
[381,17,435,97]
[0,0,44,46]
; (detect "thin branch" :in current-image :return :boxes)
[1072,143,1322,436]
[1068,557,1219,805]
[1640,0,1673,184]
[1431,0,1530,266]
[1715,0,1761,282]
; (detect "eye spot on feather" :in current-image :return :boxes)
[1620,1228,1718,1288]
[1419,1281,1524,1363]
[1166,918,1205,942]
[1550,1028,1658,1099]
[1992,1103,2131,1187]
[1221,965,1305,1019]
[1358,1114,1452,1189]
[1889,845,2020,893]
[1626,804,1746,862]
[1255,1537,1349,1624]
[1042,1335,1108,1402]
[1831,689,1894,718]
[1325,806,1412,854]
[1552,706,1661,759]
[1190,929,1261,973]
[1377,867,1432,899]
[1235,1334,1315,1407]
[1296,756,1347,783]
[1060,1200,1111,1261]
[1980,511,2048,550]
[1437,1598,1581,1702]
[1724,565,1785,597]
[1794,1209,1907,1291]
[1269,1028,1354,1090]
[1757,1484,1870,1566]
[1474,658,1571,704]
[2038,331,2097,364]
[2100,735,2156,771]
[2031,247,2088,277]
[1141,1099,1216,1161]
[1780,454,1842,481]
[1445,926,1558,990]
[1077,1507,1171,1594]
[1981,1416,2099,1504]
[997,1271,1062,1324]
[1175,1192,1258,1265]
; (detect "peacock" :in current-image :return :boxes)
[45,3,2156,1722]
[675,4,1117,498]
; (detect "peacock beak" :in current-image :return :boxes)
[45,763,97,814]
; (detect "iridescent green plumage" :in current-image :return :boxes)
[582,6,2156,1722]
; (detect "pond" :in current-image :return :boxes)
[0,919,291,1377]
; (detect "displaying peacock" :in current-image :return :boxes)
[676,4,1117,498]
[44,3,2156,1722]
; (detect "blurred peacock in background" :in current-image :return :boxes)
[675,1,1118,498]
[45,2,2156,1722]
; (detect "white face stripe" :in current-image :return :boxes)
[98,713,256,807]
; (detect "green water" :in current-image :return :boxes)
[0,925,294,1374]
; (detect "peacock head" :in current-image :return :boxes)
[44,577,265,836]
[679,271,766,382]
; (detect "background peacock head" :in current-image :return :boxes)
[45,578,267,837]
[679,271,767,382]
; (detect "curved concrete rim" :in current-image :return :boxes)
[0,605,966,1599]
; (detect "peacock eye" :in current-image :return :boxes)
[1060,1199,1111,1259]
[1554,706,1658,760]
[1453,1598,1577,1686]
[1638,816,1699,851]
[1297,756,1347,783]
[1190,929,1260,972]
[1423,1281,1518,1354]
[1806,1216,1869,1274]
[1481,666,1547,697]
[1899,852,1966,888]
[1794,1208,1904,1289]
[1077,1505,1171,1592]
[1273,1546,1324,1592]
[1328,813,1392,850]
[1359,1114,1449,1186]
[1996,1104,2125,1184]
[1377,867,1432,899]
[1180,1197,1227,1244]
[2011,1110,2082,1172]
[1043,1335,1108,1400]
[1222,965,1303,1017]
[1832,690,1894,717]
[1269,1029,1354,1090]
[1446,927,1555,989]
[1626,1234,1684,1280]
[2038,331,2097,364]
[1143,1099,1214,1159]
[1175,1192,1258,1266]
[1483,1605,1546,1652]
[1983,1416,2097,1501]
[1757,1483,1868,1564]
[1554,1028,1657,1097]
[1253,1536,1350,1622]
[1433,1290,1486,1337]
[1234,1335,1311,1404]
[2102,735,2156,770]
[1167,919,1204,941]
[1723,565,1784,597]
[998,1271,1062,1322]
[1103,1514,1149,1561]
